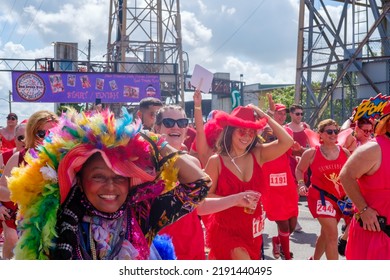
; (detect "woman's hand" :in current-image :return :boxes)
[234,191,261,209]
[298,184,308,196]
[193,88,202,107]
[0,204,10,221]
[246,104,268,119]
[267,93,275,112]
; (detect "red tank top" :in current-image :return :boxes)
[358,135,390,216]
[310,145,348,199]
[213,153,266,229]
[1,136,16,152]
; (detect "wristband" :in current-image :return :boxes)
[159,141,168,150]
[297,179,305,185]
[358,206,368,215]
[355,205,368,220]
[194,106,202,110]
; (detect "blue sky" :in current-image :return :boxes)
[0,0,302,126]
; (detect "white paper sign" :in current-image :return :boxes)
[190,64,213,93]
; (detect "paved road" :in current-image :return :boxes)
[262,195,346,260]
[1,196,346,260]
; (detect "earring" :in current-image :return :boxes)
[319,138,324,144]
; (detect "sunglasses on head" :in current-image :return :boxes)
[36,130,48,139]
[161,118,189,128]
[324,129,339,135]
[7,116,17,121]
[17,135,25,142]
[294,112,304,116]
[236,128,256,138]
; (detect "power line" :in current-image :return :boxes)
[2,0,30,42]
[19,0,46,44]
[210,0,266,57]
[0,0,17,37]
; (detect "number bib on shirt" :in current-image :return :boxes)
[253,211,266,238]
[316,200,336,217]
[269,173,287,187]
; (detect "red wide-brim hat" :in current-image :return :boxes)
[214,106,268,130]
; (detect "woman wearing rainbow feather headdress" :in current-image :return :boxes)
[8,108,211,260]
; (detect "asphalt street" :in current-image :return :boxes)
[262,195,346,260]
[1,196,346,260]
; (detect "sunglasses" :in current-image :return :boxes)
[236,128,256,138]
[359,128,373,134]
[161,118,189,128]
[7,116,17,120]
[294,112,304,116]
[36,130,48,139]
[17,135,25,142]
[324,129,339,135]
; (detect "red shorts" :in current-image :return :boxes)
[307,186,352,223]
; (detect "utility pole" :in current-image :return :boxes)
[87,39,91,71]
[8,90,12,114]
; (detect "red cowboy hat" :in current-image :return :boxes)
[214,106,268,130]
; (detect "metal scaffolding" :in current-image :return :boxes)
[295,0,390,126]
[106,0,184,105]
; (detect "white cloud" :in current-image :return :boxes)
[181,11,213,48]
[0,0,307,123]
[221,5,236,16]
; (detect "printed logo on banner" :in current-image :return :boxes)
[16,72,45,101]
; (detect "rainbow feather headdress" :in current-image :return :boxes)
[8,107,174,260]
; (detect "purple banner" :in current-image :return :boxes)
[12,71,161,103]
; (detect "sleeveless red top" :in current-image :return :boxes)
[346,135,390,259]
[310,145,348,198]
[206,153,267,260]
[0,136,16,152]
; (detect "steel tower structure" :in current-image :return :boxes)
[106,0,185,105]
[295,0,390,126]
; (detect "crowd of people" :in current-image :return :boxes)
[0,93,389,260]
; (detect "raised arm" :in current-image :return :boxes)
[190,89,212,167]
[248,104,294,165]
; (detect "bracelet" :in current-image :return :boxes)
[194,106,202,110]
[297,179,305,184]
[358,206,368,215]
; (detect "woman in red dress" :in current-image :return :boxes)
[204,105,293,260]
[296,119,351,260]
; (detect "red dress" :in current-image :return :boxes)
[0,136,16,152]
[206,153,267,260]
[307,145,348,221]
[1,149,26,230]
[262,153,299,221]
[346,135,390,259]
[159,211,205,260]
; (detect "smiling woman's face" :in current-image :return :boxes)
[79,153,129,213]
[155,108,188,150]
